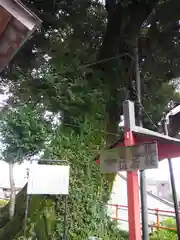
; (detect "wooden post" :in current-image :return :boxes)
[156,208,160,231]
[115,204,118,219]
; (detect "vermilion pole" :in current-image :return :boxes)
[124,131,141,240]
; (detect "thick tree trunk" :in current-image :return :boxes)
[0,185,48,240]
[8,162,16,219]
[97,0,158,145]
[0,186,26,240]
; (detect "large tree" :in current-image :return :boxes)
[0,0,180,239]
[0,105,50,220]
[2,0,180,141]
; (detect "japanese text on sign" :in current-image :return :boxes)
[100,142,158,173]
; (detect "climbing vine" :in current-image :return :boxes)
[14,117,127,240]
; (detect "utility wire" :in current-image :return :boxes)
[78,53,135,70]
[132,85,158,130]
[37,50,158,133]
[54,99,158,137]
[62,122,121,137]
[135,38,149,240]
[43,52,135,75]
[141,104,158,130]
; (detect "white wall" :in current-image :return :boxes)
[147,184,157,195]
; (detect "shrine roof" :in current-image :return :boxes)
[0,0,41,72]
[95,127,180,164]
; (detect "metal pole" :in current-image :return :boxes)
[24,162,31,237]
[24,194,31,236]
[63,195,68,240]
[135,39,149,240]
[162,117,180,240]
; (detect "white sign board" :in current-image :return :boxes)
[100,142,158,173]
[27,165,70,195]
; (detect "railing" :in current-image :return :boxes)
[108,204,177,231]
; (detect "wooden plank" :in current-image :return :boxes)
[100,142,158,173]
[0,6,12,38]
[0,0,41,30]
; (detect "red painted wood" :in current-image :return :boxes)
[96,134,180,164]
[134,135,180,160]
[124,131,141,240]
[117,135,180,160]
[95,129,180,239]
[0,6,11,38]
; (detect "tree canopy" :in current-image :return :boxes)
[0,105,50,163]
[0,0,180,239]
[1,0,180,142]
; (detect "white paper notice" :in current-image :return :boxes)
[27,165,70,195]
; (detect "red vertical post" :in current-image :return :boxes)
[124,131,141,240]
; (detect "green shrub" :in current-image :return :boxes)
[0,199,8,207]
[150,218,177,240]
[15,122,128,240]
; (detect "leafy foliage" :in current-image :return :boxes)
[0,199,8,207]
[23,119,127,239]
[2,0,180,141]
[1,0,180,239]
[150,218,177,240]
[0,105,50,163]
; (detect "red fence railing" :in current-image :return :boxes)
[108,204,178,231]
